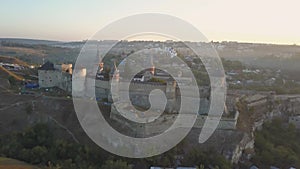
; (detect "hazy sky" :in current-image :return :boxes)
[0,0,299,44]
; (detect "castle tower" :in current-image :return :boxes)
[166,80,176,99]
[72,67,87,96]
[108,61,120,103]
[165,80,177,113]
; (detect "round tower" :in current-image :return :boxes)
[108,61,120,103]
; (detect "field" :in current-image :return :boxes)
[0,157,41,169]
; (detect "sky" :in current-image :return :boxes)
[0,0,299,45]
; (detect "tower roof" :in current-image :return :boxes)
[38,61,55,70]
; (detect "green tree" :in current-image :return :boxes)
[100,160,132,169]
[252,118,300,168]
[30,146,48,164]
[182,148,231,169]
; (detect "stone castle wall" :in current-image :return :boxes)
[38,70,72,93]
[194,111,239,130]
[96,80,210,112]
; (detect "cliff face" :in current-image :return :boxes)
[0,93,80,141]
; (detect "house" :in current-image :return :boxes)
[133,74,145,82]
[265,78,276,86]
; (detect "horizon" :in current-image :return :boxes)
[1,37,299,46]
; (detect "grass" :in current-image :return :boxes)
[0,157,41,169]
[0,46,45,57]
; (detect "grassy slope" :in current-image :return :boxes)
[0,157,41,169]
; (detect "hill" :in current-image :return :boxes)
[0,38,61,46]
[0,157,41,169]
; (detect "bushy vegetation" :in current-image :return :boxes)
[181,148,232,169]
[0,123,232,169]
[221,58,245,71]
[0,124,128,169]
[252,118,300,168]
[148,77,166,84]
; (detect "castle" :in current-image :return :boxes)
[38,58,239,137]
[38,61,72,93]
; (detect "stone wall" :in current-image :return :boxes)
[95,80,110,100]
[38,70,72,93]
[57,73,72,93]
[194,111,239,130]
[38,70,62,88]
[118,81,209,113]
